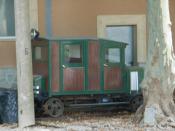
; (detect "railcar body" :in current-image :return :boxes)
[32,38,144,117]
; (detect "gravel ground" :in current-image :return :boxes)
[0,111,174,131]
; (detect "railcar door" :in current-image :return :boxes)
[101,40,126,91]
[60,40,85,93]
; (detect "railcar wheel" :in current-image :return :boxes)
[130,95,143,112]
[44,98,64,117]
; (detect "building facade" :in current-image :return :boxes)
[0,0,175,85]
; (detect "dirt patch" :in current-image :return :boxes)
[0,111,174,131]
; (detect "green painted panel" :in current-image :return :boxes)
[48,41,52,97]
[124,66,144,94]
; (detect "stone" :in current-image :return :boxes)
[66,125,92,131]
[144,107,156,126]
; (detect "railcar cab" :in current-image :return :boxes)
[32,38,144,117]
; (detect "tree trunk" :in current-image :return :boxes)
[135,0,175,127]
[14,0,35,128]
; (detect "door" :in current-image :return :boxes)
[61,40,85,92]
[101,43,123,91]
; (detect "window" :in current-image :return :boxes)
[34,46,48,62]
[97,15,146,64]
[105,26,134,66]
[105,48,120,63]
[0,0,15,36]
[64,44,83,64]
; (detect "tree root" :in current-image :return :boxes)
[157,117,175,129]
[134,102,175,128]
[132,105,145,124]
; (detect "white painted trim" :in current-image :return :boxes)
[0,36,16,41]
[97,15,147,63]
[130,71,139,92]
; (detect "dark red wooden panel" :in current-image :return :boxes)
[33,62,48,91]
[104,67,122,90]
[51,43,60,92]
[33,63,48,76]
[32,40,49,91]
[63,68,84,91]
[88,41,100,90]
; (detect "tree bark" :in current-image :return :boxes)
[14,0,35,128]
[135,0,175,126]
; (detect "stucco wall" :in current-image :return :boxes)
[38,0,46,36]
[0,41,16,67]
[51,0,147,37]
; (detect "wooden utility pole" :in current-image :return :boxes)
[14,0,35,128]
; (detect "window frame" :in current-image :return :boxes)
[0,0,38,41]
[97,15,146,64]
[64,44,83,66]
[60,40,85,68]
[32,45,48,63]
[0,0,15,38]
[105,47,121,64]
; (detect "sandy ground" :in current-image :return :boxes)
[0,111,174,131]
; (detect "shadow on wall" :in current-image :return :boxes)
[0,67,17,89]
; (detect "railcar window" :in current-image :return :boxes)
[34,46,48,61]
[64,44,82,64]
[105,48,120,63]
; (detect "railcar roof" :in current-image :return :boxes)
[32,37,128,46]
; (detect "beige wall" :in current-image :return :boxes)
[0,0,175,67]
[0,41,16,67]
[38,0,46,36]
[51,0,147,37]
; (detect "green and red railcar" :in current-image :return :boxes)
[32,38,144,117]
